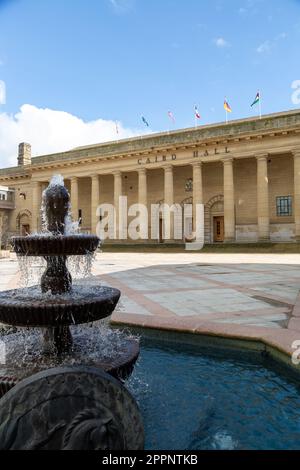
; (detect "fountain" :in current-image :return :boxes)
[0,175,144,450]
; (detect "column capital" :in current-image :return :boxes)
[256,153,269,161]
[70,176,78,182]
[191,161,202,168]
[222,157,234,165]
[292,148,300,158]
[91,174,100,180]
[137,167,147,174]
[163,164,173,172]
[112,170,122,177]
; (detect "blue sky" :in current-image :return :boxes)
[0,0,300,165]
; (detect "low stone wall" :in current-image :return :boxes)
[270,224,295,242]
[236,225,258,242]
[236,223,295,242]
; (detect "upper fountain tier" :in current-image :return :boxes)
[12,175,100,257]
[12,234,100,257]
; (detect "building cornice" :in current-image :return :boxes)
[1,109,300,179]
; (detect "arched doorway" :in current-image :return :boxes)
[16,210,32,235]
[204,195,224,243]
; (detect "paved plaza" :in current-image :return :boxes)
[2,252,300,359]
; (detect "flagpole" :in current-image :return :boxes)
[259,91,262,119]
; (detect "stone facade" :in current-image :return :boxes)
[0,109,300,245]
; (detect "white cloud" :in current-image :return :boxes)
[214,37,230,48]
[0,104,143,168]
[109,0,134,13]
[256,32,287,54]
[0,80,5,104]
[257,40,271,54]
[277,32,287,40]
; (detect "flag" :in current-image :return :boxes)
[168,111,175,122]
[115,121,119,134]
[251,91,260,107]
[141,116,149,127]
[224,99,232,113]
[194,105,201,119]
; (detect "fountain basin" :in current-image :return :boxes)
[0,285,120,327]
[12,234,100,256]
[0,326,140,397]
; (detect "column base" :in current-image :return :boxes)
[224,238,236,243]
[258,237,270,242]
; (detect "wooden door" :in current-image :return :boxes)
[159,217,163,243]
[21,224,30,235]
[213,216,224,242]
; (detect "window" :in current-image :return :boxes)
[78,209,82,225]
[276,196,292,216]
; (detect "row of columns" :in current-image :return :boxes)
[30,150,300,241]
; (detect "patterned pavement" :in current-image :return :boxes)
[2,252,300,360]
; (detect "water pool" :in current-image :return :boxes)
[127,336,300,450]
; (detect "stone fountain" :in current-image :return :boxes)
[0,175,144,450]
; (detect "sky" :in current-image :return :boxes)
[0,0,300,167]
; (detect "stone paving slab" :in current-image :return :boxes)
[94,253,300,362]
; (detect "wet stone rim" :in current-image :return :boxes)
[0,286,121,327]
[12,235,100,256]
[0,337,140,398]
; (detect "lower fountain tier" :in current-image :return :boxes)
[0,285,120,327]
[0,331,140,398]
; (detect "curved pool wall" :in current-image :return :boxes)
[114,324,300,379]
[127,331,300,450]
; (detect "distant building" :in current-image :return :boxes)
[0,109,300,245]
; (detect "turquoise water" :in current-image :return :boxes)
[128,337,300,450]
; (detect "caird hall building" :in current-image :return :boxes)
[1,109,300,247]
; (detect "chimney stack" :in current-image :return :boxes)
[18,143,31,166]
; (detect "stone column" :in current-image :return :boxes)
[91,175,100,235]
[138,168,148,238]
[138,168,147,207]
[114,171,122,239]
[293,150,300,241]
[31,181,42,232]
[256,154,270,241]
[164,165,174,240]
[192,162,203,232]
[70,177,79,222]
[223,158,235,242]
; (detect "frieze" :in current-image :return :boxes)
[137,147,230,165]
